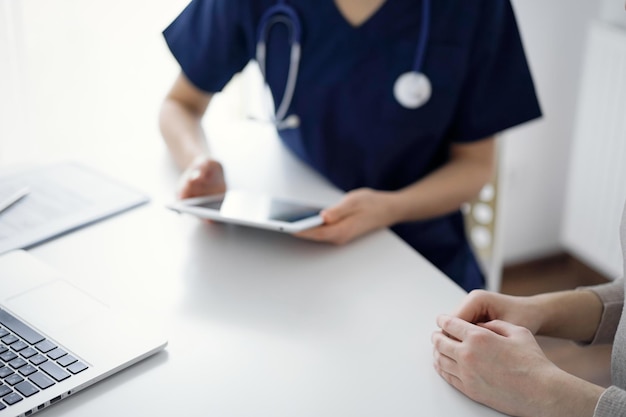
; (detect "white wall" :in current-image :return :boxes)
[499,0,607,264]
[0,0,189,169]
[601,0,626,27]
[0,0,28,165]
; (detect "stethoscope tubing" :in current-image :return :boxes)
[255,0,431,128]
[413,0,430,73]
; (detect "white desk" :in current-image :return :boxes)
[10,119,507,417]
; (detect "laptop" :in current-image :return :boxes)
[0,250,167,416]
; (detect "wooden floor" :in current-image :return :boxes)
[500,253,613,387]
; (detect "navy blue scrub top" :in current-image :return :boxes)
[163,0,542,292]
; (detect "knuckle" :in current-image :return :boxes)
[458,346,475,363]
[343,196,358,208]
[432,334,443,351]
[440,315,453,329]
[467,289,488,302]
[464,331,490,351]
[515,326,533,338]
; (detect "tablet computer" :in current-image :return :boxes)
[166,190,325,233]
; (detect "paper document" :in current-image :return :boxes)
[0,162,149,254]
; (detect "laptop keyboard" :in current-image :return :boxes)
[0,309,88,411]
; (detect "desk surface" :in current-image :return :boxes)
[13,119,506,417]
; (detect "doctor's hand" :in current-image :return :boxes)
[432,316,604,417]
[451,290,545,335]
[295,188,397,245]
[177,155,226,199]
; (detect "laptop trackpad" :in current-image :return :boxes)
[5,279,109,336]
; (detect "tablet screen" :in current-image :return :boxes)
[194,195,322,224]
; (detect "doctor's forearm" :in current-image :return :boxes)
[389,157,493,223]
[387,137,496,223]
[159,99,210,170]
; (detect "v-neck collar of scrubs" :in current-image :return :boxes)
[329,0,392,31]
[319,0,427,46]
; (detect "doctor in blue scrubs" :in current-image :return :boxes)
[159,0,541,292]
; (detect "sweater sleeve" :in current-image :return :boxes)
[580,278,624,345]
[594,386,626,417]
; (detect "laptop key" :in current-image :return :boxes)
[0,367,13,378]
[0,345,7,355]
[29,354,47,366]
[0,351,17,362]
[1,334,18,345]
[67,361,88,375]
[20,347,37,359]
[35,340,56,354]
[47,348,67,360]
[57,355,76,367]
[11,341,28,352]
[0,328,7,338]
[14,380,38,398]
[19,365,37,377]
[0,384,12,397]
[9,358,27,369]
[5,374,24,386]
[28,372,54,390]
[0,310,45,345]
[0,402,4,410]
[2,392,23,405]
[39,361,70,382]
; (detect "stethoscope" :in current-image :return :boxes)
[256,0,432,130]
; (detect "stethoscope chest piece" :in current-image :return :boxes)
[393,71,432,109]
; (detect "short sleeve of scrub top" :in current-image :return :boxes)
[163,0,542,292]
[162,0,251,92]
[444,3,541,144]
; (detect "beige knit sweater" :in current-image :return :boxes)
[586,202,626,416]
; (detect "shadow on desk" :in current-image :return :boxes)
[178,221,357,334]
